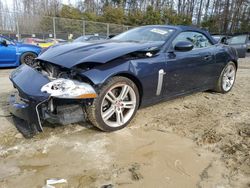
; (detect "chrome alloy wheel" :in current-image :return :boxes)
[101,84,137,127]
[222,64,236,92]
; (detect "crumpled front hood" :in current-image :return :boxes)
[37,40,163,68]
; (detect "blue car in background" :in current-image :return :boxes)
[0,35,41,67]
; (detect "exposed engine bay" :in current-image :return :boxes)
[32,60,73,80]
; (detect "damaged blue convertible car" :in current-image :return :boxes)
[9,25,238,136]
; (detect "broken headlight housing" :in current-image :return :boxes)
[41,78,97,99]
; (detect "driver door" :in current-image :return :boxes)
[163,31,215,97]
[0,37,17,65]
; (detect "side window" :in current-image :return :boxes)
[173,32,212,49]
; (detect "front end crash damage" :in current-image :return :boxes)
[9,41,162,137]
[9,63,97,137]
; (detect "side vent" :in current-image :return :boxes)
[156,69,166,96]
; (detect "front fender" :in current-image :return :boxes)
[78,60,137,86]
[17,46,42,56]
[77,53,166,107]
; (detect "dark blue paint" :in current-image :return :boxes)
[38,40,163,68]
[0,36,41,67]
[9,65,50,131]
[9,25,238,131]
[10,64,50,100]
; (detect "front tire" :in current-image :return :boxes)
[215,62,236,93]
[20,52,37,65]
[86,76,139,132]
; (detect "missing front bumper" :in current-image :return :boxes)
[43,104,85,125]
[9,92,88,137]
[9,92,47,135]
[9,64,93,137]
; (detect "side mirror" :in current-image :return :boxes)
[174,41,193,52]
[1,40,8,47]
[221,37,228,45]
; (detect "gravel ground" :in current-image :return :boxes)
[0,55,249,187]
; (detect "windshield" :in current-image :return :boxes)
[0,36,14,44]
[228,35,247,44]
[112,26,175,43]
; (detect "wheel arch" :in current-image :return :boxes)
[79,62,143,106]
[112,73,143,106]
[19,51,39,65]
[20,51,39,57]
[231,59,238,70]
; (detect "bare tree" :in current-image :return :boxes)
[0,0,250,35]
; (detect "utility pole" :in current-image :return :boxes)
[53,17,56,39]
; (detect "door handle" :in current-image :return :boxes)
[203,55,212,61]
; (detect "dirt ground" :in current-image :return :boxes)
[0,56,249,188]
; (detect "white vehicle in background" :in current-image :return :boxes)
[227,35,248,58]
[212,34,249,58]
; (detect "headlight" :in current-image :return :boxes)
[41,78,97,99]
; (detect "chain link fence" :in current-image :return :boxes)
[0,11,132,41]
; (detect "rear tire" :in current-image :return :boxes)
[20,52,37,65]
[86,76,139,132]
[215,62,236,93]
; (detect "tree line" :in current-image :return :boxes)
[0,0,249,34]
